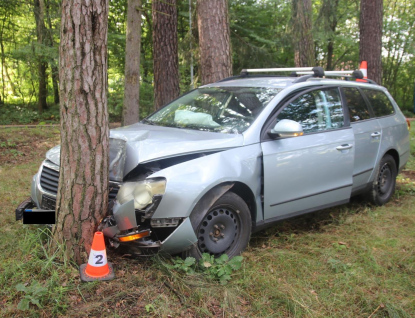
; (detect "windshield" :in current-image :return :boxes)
[145,87,281,133]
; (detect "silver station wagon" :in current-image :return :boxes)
[17,67,410,258]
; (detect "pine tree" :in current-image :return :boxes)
[292,0,314,67]
[152,0,179,110]
[360,0,383,84]
[123,0,141,125]
[197,0,232,84]
[54,0,110,265]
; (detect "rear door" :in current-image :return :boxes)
[261,87,354,221]
[341,87,382,192]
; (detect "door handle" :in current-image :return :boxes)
[371,132,381,138]
[336,144,353,151]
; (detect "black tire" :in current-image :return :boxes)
[185,192,252,259]
[368,154,397,206]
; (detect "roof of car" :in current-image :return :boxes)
[203,76,385,92]
[203,67,383,90]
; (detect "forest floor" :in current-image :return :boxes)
[0,126,414,317]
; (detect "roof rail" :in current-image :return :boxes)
[241,67,324,77]
[239,67,376,84]
[296,70,362,78]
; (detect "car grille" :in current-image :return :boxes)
[109,185,119,200]
[40,165,60,195]
[39,164,120,209]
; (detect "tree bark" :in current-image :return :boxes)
[197,0,232,85]
[34,0,48,112]
[122,0,141,125]
[359,0,383,84]
[292,0,314,67]
[54,0,109,265]
[152,0,179,110]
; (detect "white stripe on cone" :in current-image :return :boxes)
[87,248,108,267]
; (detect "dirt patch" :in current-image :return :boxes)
[0,124,120,167]
[401,170,415,180]
[0,129,60,166]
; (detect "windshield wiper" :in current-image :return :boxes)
[141,118,155,125]
[177,124,220,132]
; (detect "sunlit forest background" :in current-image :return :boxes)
[0,0,414,124]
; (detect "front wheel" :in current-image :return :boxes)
[185,192,252,259]
[368,154,397,206]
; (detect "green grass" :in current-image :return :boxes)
[0,126,414,317]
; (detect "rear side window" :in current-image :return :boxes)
[362,89,395,117]
[343,87,371,122]
[277,88,344,134]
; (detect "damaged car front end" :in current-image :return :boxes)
[17,85,277,256]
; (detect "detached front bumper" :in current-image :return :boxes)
[100,199,198,255]
[15,198,34,221]
[15,197,55,224]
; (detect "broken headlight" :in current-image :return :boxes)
[116,178,166,210]
[109,138,127,182]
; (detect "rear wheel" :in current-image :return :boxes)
[368,154,397,205]
[185,192,252,259]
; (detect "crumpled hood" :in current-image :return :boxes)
[111,123,244,175]
[46,123,244,176]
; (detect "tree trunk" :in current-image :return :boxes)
[50,64,59,104]
[318,0,339,70]
[141,8,152,80]
[152,0,179,110]
[122,0,141,125]
[38,61,47,111]
[34,0,48,112]
[45,0,59,105]
[359,0,383,84]
[54,0,109,265]
[327,41,334,71]
[197,0,232,85]
[292,0,314,67]
[0,20,7,102]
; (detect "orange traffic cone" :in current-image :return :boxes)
[356,61,368,82]
[80,231,115,281]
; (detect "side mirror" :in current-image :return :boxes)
[268,119,304,139]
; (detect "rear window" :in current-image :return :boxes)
[362,89,395,117]
[343,87,371,122]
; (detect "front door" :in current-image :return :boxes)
[261,87,355,221]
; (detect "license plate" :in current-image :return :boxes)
[23,210,55,224]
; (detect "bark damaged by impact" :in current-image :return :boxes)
[54,0,109,265]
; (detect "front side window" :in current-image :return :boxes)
[362,89,395,117]
[276,88,344,134]
[343,87,371,122]
[146,87,281,134]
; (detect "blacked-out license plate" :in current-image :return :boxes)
[23,210,55,224]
